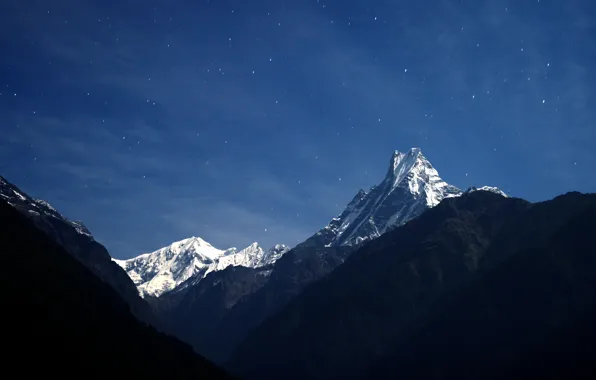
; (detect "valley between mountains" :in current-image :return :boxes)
[3,147,595,379]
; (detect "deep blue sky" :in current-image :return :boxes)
[1,0,594,259]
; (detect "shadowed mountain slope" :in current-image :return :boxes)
[228,191,596,380]
[0,199,234,379]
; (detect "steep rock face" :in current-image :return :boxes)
[0,176,154,324]
[115,238,288,297]
[0,198,234,379]
[227,191,596,380]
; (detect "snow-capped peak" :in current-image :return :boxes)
[114,238,288,297]
[386,147,457,207]
[314,148,506,248]
[387,148,421,183]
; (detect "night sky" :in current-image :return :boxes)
[1,0,594,259]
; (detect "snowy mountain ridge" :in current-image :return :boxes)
[312,148,506,248]
[114,147,506,298]
[114,238,289,297]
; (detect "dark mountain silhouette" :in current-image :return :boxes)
[370,197,596,379]
[158,241,353,363]
[0,198,234,379]
[0,175,154,324]
[227,191,596,380]
[159,264,274,356]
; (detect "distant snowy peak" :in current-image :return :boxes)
[387,148,462,207]
[115,238,288,297]
[466,186,508,198]
[215,242,265,271]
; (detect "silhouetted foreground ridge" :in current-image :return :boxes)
[0,199,234,379]
[228,191,596,380]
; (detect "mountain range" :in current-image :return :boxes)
[114,238,289,297]
[119,148,505,300]
[131,148,508,363]
[5,146,595,379]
